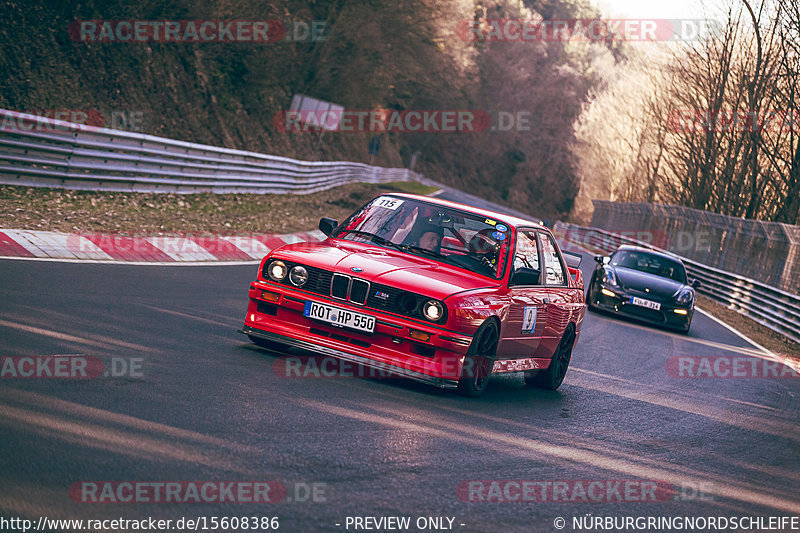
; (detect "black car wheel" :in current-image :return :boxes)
[525,325,575,391]
[458,320,498,398]
[586,274,599,311]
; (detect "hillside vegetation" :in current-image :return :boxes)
[0,0,607,220]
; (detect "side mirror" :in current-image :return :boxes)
[319,217,338,237]
[510,268,541,286]
[690,278,701,288]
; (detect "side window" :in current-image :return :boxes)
[514,230,540,271]
[511,230,541,285]
[541,233,566,285]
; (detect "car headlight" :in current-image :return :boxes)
[289,265,308,287]
[422,300,444,321]
[267,260,288,282]
[602,267,618,286]
[675,288,694,305]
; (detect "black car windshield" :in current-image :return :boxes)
[610,250,687,284]
[333,195,511,279]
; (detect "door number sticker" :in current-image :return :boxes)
[522,306,537,334]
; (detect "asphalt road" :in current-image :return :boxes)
[1,249,799,533]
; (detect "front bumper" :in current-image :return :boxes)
[241,281,474,388]
[590,284,693,330]
[240,326,458,389]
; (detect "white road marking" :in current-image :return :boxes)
[695,306,776,357]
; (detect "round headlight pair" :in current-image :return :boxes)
[422,300,444,321]
[267,260,308,287]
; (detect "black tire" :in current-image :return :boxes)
[525,326,575,390]
[248,335,287,352]
[586,275,599,312]
[457,320,499,398]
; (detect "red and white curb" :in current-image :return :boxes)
[0,229,324,264]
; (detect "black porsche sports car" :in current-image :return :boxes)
[587,245,700,333]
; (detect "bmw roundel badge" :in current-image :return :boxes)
[351,267,364,273]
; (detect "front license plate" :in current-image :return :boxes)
[303,301,376,333]
[630,296,661,310]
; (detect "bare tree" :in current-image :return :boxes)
[572,0,800,223]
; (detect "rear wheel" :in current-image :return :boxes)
[457,320,499,398]
[525,326,574,390]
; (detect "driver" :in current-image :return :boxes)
[399,208,446,253]
[416,225,443,253]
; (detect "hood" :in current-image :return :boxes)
[612,267,687,299]
[272,239,499,300]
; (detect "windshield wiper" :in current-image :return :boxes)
[405,245,448,260]
[337,229,406,253]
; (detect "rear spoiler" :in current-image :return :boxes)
[562,251,584,289]
[562,250,582,269]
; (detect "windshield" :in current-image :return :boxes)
[610,250,687,284]
[333,196,511,279]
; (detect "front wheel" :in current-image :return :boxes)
[525,326,574,390]
[457,320,499,398]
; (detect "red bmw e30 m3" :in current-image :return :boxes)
[240,193,585,396]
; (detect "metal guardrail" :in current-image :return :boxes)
[0,109,421,194]
[590,200,800,295]
[554,221,800,345]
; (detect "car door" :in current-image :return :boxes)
[540,231,572,355]
[499,228,550,360]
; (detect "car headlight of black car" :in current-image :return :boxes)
[267,260,288,282]
[602,266,618,286]
[675,287,694,305]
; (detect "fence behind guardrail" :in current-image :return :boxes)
[590,200,800,295]
[555,221,800,345]
[0,108,421,194]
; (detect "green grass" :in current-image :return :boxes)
[0,180,439,235]
[377,181,441,196]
